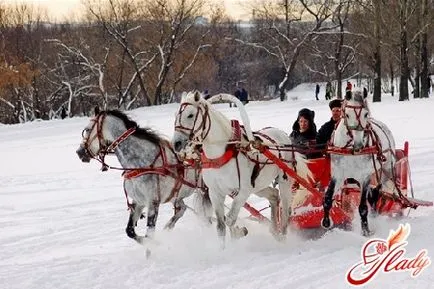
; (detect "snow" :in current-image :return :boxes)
[1,85,433,289]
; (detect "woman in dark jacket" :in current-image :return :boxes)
[290,108,319,158]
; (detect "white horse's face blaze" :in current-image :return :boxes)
[344,90,370,150]
[172,91,204,153]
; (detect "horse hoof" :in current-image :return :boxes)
[135,236,145,245]
[241,226,248,236]
[362,229,374,237]
[273,233,286,242]
[321,217,332,229]
[164,222,175,230]
[225,216,236,227]
[230,226,248,239]
[126,227,136,239]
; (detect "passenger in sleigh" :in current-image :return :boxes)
[289,108,322,159]
[316,98,343,152]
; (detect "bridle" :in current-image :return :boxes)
[174,101,211,144]
[342,100,370,132]
[329,99,378,153]
[80,112,136,170]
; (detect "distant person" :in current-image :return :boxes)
[325,82,332,100]
[316,99,343,151]
[231,87,242,107]
[240,88,249,105]
[315,84,320,100]
[346,81,352,93]
[203,89,210,100]
[290,108,319,159]
[61,106,67,119]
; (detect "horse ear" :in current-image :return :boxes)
[194,91,201,102]
[363,87,368,99]
[345,91,352,100]
[94,106,100,115]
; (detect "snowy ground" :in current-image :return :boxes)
[1,84,433,289]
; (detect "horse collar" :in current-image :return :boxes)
[201,144,239,169]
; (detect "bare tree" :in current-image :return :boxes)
[84,0,211,105]
[419,0,431,98]
[304,0,359,99]
[239,0,335,101]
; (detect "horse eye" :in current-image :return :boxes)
[82,128,89,137]
[364,112,369,118]
[345,114,349,118]
[187,114,194,119]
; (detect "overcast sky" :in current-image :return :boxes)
[3,0,250,21]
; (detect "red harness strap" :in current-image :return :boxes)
[200,120,242,169]
[230,119,242,142]
[122,144,198,207]
[201,144,238,169]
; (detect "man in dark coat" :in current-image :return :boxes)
[61,106,67,119]
[240,88,249,104]
[316,99,342,150]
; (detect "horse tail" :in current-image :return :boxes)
[193,189,213,224]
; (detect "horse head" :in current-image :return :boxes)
[76,108,139,163]
[172,90,210,153]
[343,87,371,150]
[76,107,107,162]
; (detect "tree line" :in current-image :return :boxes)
[0,0,432,124]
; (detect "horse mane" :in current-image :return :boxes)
[353,90,365,103]
[349,89,370,112]
[106,110,165,145]
[183,90,233,134]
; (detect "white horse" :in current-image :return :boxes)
[76,108,212,244]
[322,88,399,236]
[172,91,309,245]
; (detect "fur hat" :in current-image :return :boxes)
[292,108,316,134]
[298,108,315,120]
[329,99,342,110]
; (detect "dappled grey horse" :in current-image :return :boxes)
[76,108,212,244]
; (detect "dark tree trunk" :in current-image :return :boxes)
[390,62,394,96]
[335,18,344,99]
[373,3,382,102]
[420,0,429,98]
[413,0,421,99]
[373,50,382,102]
[399,0,410,101]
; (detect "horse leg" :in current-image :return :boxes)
[145,200,160,240]
[367,184,381,216]
[225,191,249,239]
[278,174,292,235]
[322,178,336,229]
[254,186,280,236]
[193,190,213,226]
[125,203,146,244]
[360,178,373,236]
[210,193,227,247]
[164,199,186,230]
